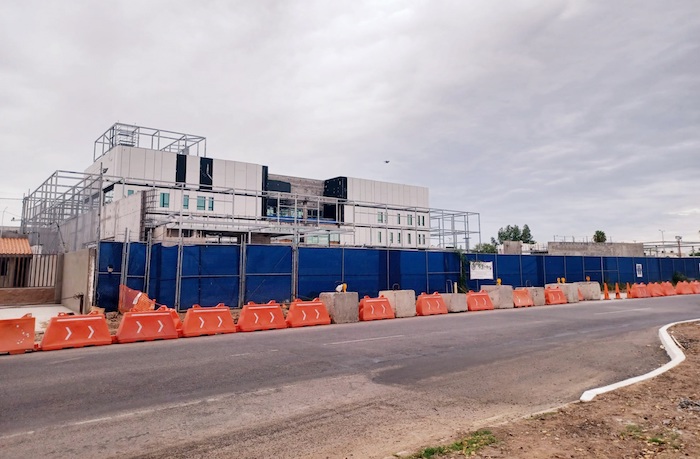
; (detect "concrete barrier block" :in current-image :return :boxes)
[378,290,416,318]
[318,292,359,324]
[441,293,467,313]
[481,285,514,309]
[545,283,579,303]
[523,287,545,306]
[575,282,602,301]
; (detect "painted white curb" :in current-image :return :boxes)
[580,318,700,402]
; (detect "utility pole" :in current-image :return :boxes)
[675,236,682,258]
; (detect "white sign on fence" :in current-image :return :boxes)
[636,263,643,278]
[470,261,494,280]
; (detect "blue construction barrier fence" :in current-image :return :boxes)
[96,242,460,312]
[463,253,700,291]
[96,242,700,312]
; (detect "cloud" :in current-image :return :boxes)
[0,0,698,245]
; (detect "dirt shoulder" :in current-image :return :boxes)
[416,322,700,458]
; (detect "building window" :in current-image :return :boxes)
[389,232,394,244]
[408,214,413,226]
[408,233,412,245]
[378,211,384,223]
[160,192,170,208]
[183,194,189,209]
[397,214,401,225]
[127,189,134,196]
[397,232,401,244]
[208,197,214,211]
[378,231,382,243]
[197,196,206,210]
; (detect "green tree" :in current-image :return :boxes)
[474,242,497,253]
[495,224,535,244]
[593,230,607,243]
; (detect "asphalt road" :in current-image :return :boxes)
[1,296,698,458]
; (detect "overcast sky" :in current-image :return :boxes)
[1,0,698,246]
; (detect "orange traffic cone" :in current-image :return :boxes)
[615,283,621,299]
[603,283,610,300]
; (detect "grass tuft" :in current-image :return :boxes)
[412,430,496,458]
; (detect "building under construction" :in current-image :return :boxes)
[22,123,481,254]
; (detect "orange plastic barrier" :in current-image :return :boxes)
[237,301,287,332]
[512,289,534,308]
[676,281,694,295]
[0,313,35,355]
[181,304,237,337]
[118,284,156,313]
[647,283,665,297]
[545,287,567,305]
[286,298,331,327]
[691,281,700,294]
[416,292,448,316]
[115,306,180,343]
[169,308,182,334]
[467,290,494,311]
[661,282,677,296]
[628,283,650,299]
[358,295,395,321]
[40,311,112,351]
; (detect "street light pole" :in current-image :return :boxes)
[675,236,682,258]
[659,229,665,254]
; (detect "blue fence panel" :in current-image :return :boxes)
[521,255,541,287]
[659,258,675,281]
[618,257,636,285]
[495,255,521,287]
[343,248,387,297]
[178,245,240,309]
[298,247,343,300]
[564,256,585,282]
[396,250,429,293]
[96,242,123,312]
[148,244,179,308]
[124,243,147,293]
[583,257,602,283]
[543,256,565,284]
[245,245,292,304]
[602,257,619,284]
[684,258,700,280]
[645,258,660,283]
[427,251,459,293]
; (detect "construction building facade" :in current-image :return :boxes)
[21,123,480,254]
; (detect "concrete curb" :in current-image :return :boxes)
[580,318,700,402]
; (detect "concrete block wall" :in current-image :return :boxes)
[575,282,602,301]
[523,287,545,306]
[441,293,467,312]
[481,285,514,309]
[378,290,416,317]
[319,292,359,324]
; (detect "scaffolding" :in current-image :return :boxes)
[21,168,481,253]
[94,123,207,160]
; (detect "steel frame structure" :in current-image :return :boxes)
[93,123,207,160]
[22,167,481,253]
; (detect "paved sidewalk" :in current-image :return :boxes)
[0,304,75,332]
